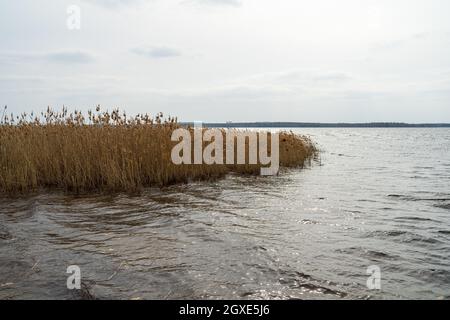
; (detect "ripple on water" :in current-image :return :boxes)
[1,128,450,299]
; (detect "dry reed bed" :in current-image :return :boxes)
[0,107,316,193]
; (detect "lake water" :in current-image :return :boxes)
[1,128,449,300]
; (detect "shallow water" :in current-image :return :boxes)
[1,128,450,300]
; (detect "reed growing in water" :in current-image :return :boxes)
[0,106,316,194]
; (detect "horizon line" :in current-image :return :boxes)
[181,122,450,128]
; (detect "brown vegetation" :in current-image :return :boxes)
[0,106,316,193]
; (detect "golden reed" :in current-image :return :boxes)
[0,106,316,193]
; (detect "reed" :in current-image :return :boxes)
[0,106,316,194]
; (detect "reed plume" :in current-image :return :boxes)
[0,106,316,194]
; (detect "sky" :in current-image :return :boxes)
[1,0,450,122]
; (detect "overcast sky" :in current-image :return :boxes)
[1,0,450,122]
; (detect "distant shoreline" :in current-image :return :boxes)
[183,122,450,128]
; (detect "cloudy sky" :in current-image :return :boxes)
[1,0,450,122]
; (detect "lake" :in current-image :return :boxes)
[1,128,449,299]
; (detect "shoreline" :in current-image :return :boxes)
[185,122,450,128]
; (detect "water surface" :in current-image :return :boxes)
[1,128,449,299]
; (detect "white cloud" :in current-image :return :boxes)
[131,46,181,59]
[183,0,242,6]
[370,32,431,51]
[1,0,450,122]
[45,51,95,64]
[0,50,95,65]
[81,0,146,8]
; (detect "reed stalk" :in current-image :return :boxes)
[0,106,316,194]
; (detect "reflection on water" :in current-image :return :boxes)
[1,128,450,299]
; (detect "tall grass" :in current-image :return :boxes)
[0,106,316,194]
